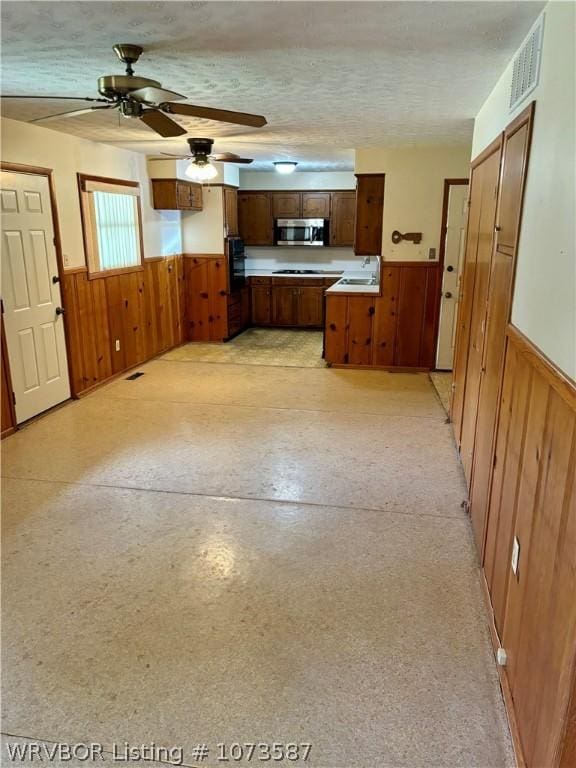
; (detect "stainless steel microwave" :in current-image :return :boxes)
[275,218,328,247]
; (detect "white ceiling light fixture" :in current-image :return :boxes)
[274,161,298,174]
[185,160,218,182]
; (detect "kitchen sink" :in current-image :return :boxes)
[338,278,377,286]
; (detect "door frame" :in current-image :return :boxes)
[0,162,74,429]
[432,178,470,370]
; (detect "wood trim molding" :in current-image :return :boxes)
[63,265,89,274]
[471,132,504,169]
[77,173,140,189]
[183,253,225,259]
[381,260,441,268]
[506,324,576,410]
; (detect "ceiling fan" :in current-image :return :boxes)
[2,44,267,138]
[164,138,254,164]
[164,138,254,181]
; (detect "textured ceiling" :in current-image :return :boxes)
[1,1,544,170]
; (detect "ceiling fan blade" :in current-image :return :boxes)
[160,153,193,159]
[162,102,267,128]
[31,104,117,123]
[2,94,110,103]
[130,86,186,105]
[140,109,187,138]
[211,156,254,164]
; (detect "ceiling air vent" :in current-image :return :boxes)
[510,14,544,111]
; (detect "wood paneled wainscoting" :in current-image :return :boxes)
[324,262,441,369]
[482,326,576,767]
[62,255,184,397]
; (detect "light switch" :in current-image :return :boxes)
[511,536,520,575]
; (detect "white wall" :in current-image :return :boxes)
[472,1,575,378]
[354,145,471,261]
[181,186,225,255]
[239,170,355,190]
[0,118,182,267]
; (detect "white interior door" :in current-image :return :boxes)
[1,171,70,423]
[436,184,469,370]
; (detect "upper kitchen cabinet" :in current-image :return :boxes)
[152,179,203,211]
[272,192,301,218]
[223,187,239,237]
[301,192,331,218]
[354,174,385,255]
[271,191,331,219]
[238,192,274,246]
[330,191,356,246]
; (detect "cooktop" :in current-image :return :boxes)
[272,269,344,275]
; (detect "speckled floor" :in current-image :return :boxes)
[1,361,513,767]
[430,371,453,414]
[162,328,325,368]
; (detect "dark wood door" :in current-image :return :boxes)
[251,286,272,325]
[272,192,301,218]
[469,105,534,556]
[298,286,324,327]
[330,191,356,246]
[302,192,330,218]
[224,187,239,236]
[272,285,298,325]
[238,193,273,245]
[354,175,384,255]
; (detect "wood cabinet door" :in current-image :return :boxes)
[177,182,192,209]
[347,297,375,365]
[330,191,356,246]
[324,295,349,364]
[238,193,273,245]
[251,286,272,325]
[272,285,298,325]
[302,192,330,218]
[224,187,239,236]
[354,175,384,255]
[189,184,203,211]
[272,192,301,218]
[298,286,324,327]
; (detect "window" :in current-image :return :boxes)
[78,175,143,276]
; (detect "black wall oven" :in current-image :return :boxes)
[227,237,246,290]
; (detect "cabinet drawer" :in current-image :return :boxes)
[250,276,272,285]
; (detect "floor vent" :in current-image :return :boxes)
[510,14,544,111]
[125,371,145,380]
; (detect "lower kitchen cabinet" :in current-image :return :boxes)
[250,277,327,328]
[250,283,272,325]
[324,263,441,369]
[184,256,228,341]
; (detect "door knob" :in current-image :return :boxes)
[52,275,60,284]
[446,265,454,272]
[445,292,453,299]
[55,306,65,316]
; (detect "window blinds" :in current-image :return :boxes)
[92,191,141,271]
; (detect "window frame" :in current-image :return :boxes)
[77,173,145,279]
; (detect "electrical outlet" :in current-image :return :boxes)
[115,339,121,352]
[511,536,520,575]
[428,247,436,260]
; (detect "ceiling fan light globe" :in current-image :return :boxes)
[185,161,218,182]
[274,161,298,174]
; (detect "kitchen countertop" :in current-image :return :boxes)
[245,268,380,294]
